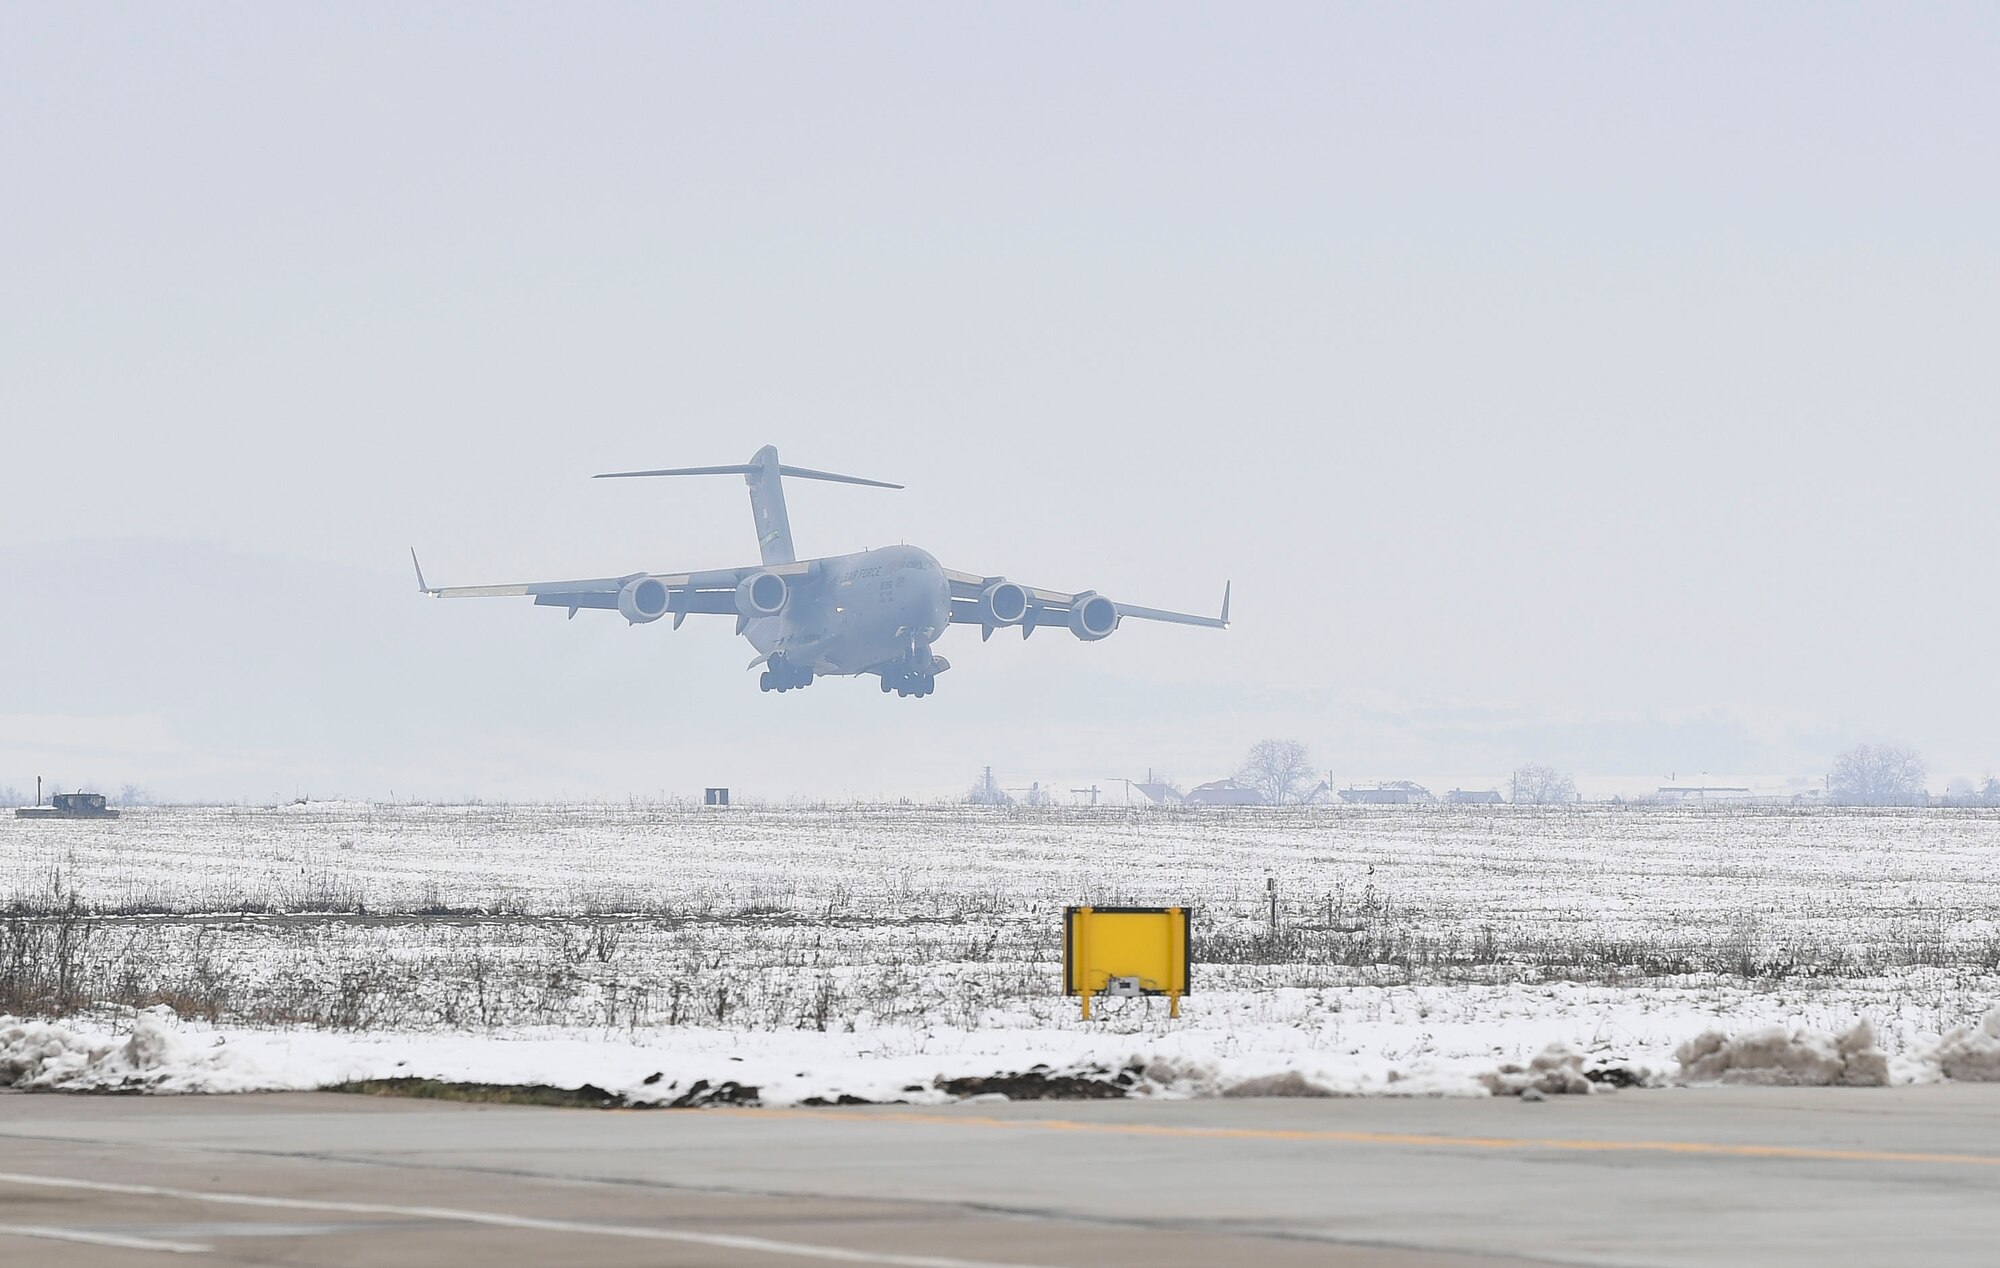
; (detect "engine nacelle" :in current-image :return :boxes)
[617,576,671,624]
[978,580,1030,628]
[735,571,789,619]
[1068,592,1119,641]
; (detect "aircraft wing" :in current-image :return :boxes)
[410,550,809,621]
[942,568,1229,637]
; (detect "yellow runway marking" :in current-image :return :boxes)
[752,1108,2000,1170]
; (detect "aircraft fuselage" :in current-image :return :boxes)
[747,544,952,695]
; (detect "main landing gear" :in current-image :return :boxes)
[880,669,935,698]
[759,657,814,693]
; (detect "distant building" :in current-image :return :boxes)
[1338,781,1433,805]
[1134,781,1183,806]
[1654,785,1752,803]
[1184,778,1266,807]
[1445,788,1504,805]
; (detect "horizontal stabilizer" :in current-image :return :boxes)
[595,464,756,479]
[595,446,896,566]
[595,464,901,489]
[775,465,902,489]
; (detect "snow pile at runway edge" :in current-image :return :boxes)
[1926,1008,2000,1082]
[1479,1044,1600,1096]
[0,1014,1548,1100]
[1675,1019,1890,1086]
[12,1006,1997,1101]
[0,1012,271,1093]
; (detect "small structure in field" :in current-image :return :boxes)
[1064,905,1191,1019]
[1445,788,1504,805]
[703,787,730,806]
[17,791,120,820]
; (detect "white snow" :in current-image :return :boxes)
[7,805,2000,969]
[6,804,2000,1102]
[0,999,1980,1102]
[13,999,2000,1100]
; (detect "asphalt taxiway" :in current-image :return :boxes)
[4,1085,1999,1266]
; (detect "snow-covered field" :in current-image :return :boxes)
[5,803,1999,1098]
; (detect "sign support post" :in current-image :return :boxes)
[1077,905,1092,1020]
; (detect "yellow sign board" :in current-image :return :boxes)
[1063,906,1191,1019]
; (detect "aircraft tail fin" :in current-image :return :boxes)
[595,446,901,566]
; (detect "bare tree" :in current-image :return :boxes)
[1510,763,1577,805]
[1942,776,1997,808]
[1828,744,1927,806]
[1236,740,1314,806]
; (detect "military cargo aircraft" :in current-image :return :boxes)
[413,446,1228,697]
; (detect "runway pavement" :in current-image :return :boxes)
[3,1084,1999,1266]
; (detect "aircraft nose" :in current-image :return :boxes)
[925,563,951,631]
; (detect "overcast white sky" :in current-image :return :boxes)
[3,4,1997,801]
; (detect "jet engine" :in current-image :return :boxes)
[978,580,1030,628]
[617,576,672,624]
[1067,592,1119,641]
[735,571,789,619]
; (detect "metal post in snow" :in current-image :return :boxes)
[1077,906,1092,1021]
